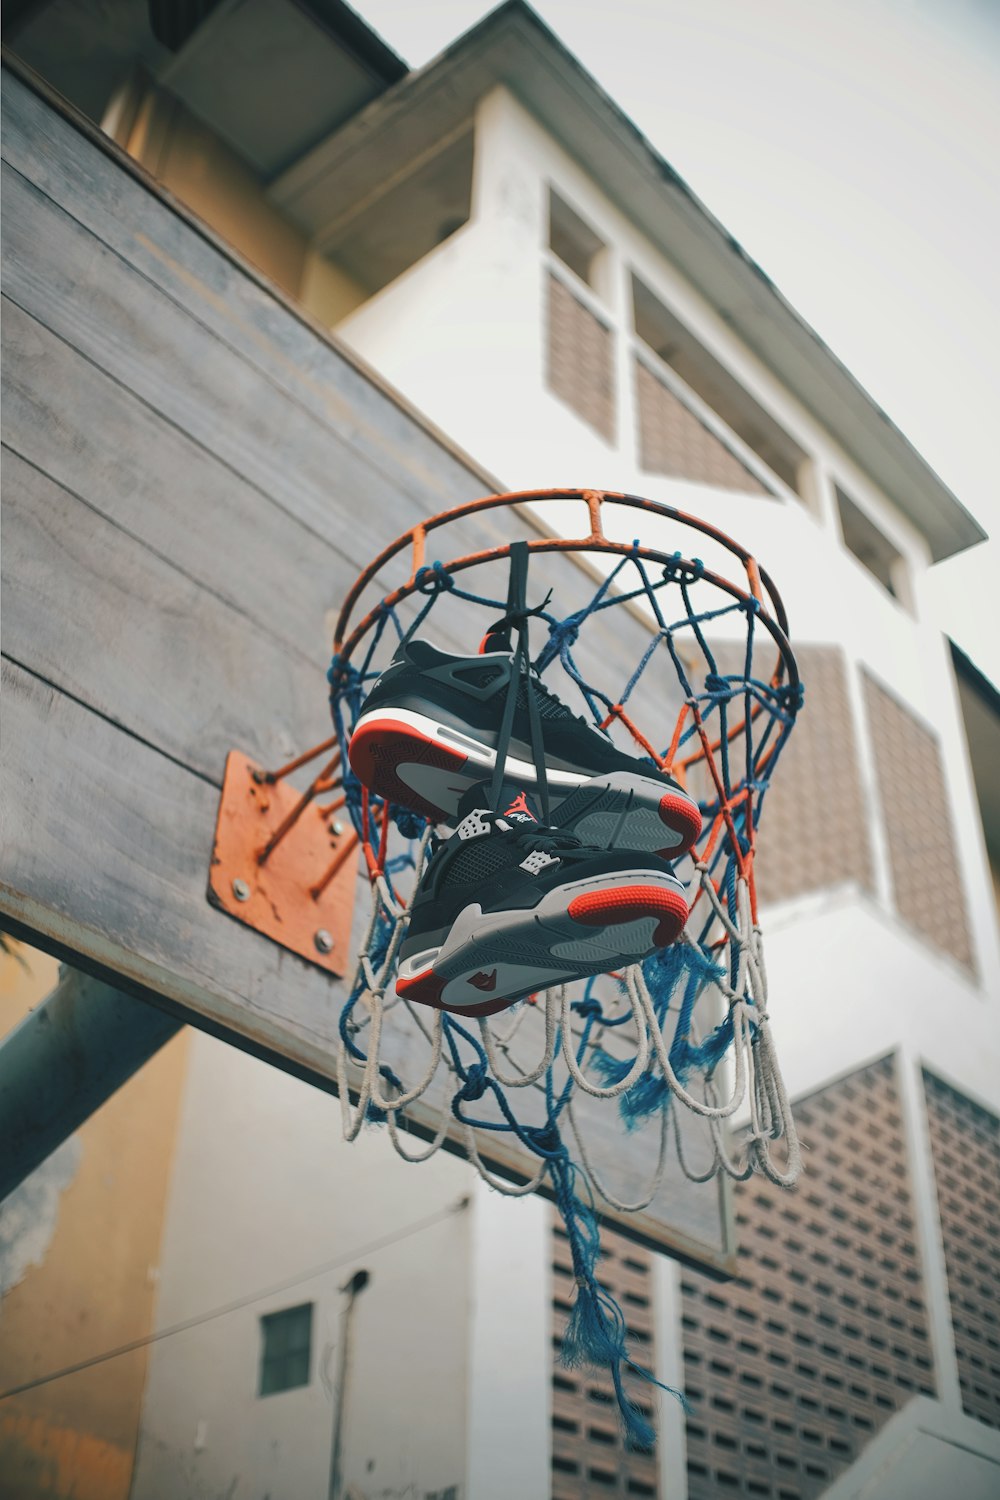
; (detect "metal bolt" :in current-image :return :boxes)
[332,820,344,836]
[232,879,251,902]
[314,929,334,954]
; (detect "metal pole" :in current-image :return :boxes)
[0,967,182,1200]
[328,1268,370,1500]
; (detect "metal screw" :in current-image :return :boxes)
[314,929,334,954]
[232,879,251,902]
[332,820,344,836]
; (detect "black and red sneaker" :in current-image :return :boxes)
[395,785,689,1017]
[348,638,702,857]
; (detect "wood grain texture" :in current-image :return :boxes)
[1,298,347,666]
[1,449,330,777]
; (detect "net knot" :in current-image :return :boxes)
[575,995,604,1020]
[662,550,704,584]
[414,561,455,596]
[456,1064,488,1103]
[391,806,427,840]
[550,615,580,648]
[526,1122,562,1155]
[777,680,805,712]
[535,610,588,673]
[328,655,363,694]
[703,672,731,701]
[341,767,365,812]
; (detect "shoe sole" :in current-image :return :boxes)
[395,870,689,1016]
[349,708,702,855]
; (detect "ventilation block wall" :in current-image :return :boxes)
[681,1056,934,1500]
[923,1070,1000,1428]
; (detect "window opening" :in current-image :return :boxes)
[259,1302,313,1396]
[631,274,806,496]
[549,188,607,292]
[835,488,910,607]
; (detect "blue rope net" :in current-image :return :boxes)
[327,544,802,1448]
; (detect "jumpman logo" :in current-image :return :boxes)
[504,790,536,822]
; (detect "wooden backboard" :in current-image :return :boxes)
[0,63,733,1273]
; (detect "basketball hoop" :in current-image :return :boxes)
[211,488,804,1445]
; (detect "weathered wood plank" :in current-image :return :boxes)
[0,65,494,514]
[1,449,332,777]
[0,657,354,1064]
[0,301,504,677]
[1,164,411,563]
[0,66,670,703]
[1,298,346,667]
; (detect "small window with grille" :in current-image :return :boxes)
[631,273,805,495]
[258,1302,313,1397]
[545,189,616,441]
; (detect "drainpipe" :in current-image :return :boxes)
[328,1268,370,1500]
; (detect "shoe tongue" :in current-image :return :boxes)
[477,624,512,654]
[456,780,540,826]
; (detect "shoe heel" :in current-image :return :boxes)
[349,717,467,820]
[567,883,689,948]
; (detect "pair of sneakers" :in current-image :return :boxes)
[347,637,702,1016]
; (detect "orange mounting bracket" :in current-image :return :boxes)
[208,745,357,977]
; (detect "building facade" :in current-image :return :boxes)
[2,2,999,1497]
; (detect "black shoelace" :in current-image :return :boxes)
[486,541,555,821]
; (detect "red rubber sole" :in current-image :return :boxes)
[567,883,689,948]
[657,791,703,859]
[348,719,467,820]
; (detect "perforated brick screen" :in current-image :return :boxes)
[755,646,876,906]
[547,273,616,442]
[862,672,974,969]
[680,1055,934,1500]
[923,1070,1000,1428]
[686,644,875,908]
[551,1221,660,1499]
[635,358,769,494]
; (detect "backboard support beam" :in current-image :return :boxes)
[0,968,182,1201]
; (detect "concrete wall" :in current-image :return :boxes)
[130,1030,489,1500]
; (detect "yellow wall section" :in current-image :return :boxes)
[0,943,190,1500]
[121,83,307,297]
[105,75,370,328]
[300,248,368,325]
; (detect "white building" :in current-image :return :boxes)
[3,3,999,1498]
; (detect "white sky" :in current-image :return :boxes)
[359,0,1000,684]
